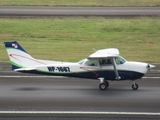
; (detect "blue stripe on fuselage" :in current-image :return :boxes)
[19,70,144,80]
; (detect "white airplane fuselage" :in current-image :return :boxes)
[27,59,152,81]
[4,41,155,90]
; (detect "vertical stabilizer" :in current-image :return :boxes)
[4,41,44,70]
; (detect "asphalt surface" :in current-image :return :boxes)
[1,76,160,112]
[0,6,160,17]
[0,70,160,119]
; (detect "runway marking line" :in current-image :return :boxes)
[0,76,160,79]
[0,111,160,116]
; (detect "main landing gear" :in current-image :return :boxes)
[98,78,109,91]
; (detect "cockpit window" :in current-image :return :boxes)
[78,59,85,65]
[85,59,98,66]
[99,59,112,66]
[79,56,126,66]
[115,56,126,64]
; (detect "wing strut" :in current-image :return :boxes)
[111,58,121,80]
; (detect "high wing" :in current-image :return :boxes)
[89,48,121,80]
[88,48,119,59]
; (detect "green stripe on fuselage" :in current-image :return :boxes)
[11,61,24,68]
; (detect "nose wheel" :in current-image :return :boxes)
[132,81,139,90]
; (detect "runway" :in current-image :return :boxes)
[1,75,160,112]
[0,72,160,119]
[0,6,160,17]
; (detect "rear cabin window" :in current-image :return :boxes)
[78,59,85,65]
[85,59,98,66]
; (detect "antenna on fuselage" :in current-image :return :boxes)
[92,48,97,52]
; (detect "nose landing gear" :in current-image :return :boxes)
[132,81,139,90]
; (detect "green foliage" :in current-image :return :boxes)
[0,17,160,62]
[0,0,160,6]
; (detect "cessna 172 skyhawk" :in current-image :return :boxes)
[4,41,155,91]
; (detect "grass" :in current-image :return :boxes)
[0,0,160,6]
[0,17,160,63]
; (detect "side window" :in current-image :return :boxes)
[100,59,112,66]
[78,59,85,65]
[85,59,98,66]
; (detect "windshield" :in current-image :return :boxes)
[115,56,126,64]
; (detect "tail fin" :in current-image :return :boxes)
[4,41,45,70]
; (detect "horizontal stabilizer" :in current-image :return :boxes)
[14,68,36,71]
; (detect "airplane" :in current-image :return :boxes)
[4,41,155,91]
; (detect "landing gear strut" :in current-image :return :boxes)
[98,78,109,91]
[132,81,139,90]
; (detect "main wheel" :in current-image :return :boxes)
[105,81,109,88]
[132,83,138,90]
[99,83,107,91]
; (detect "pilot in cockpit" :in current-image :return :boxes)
[100,59,112,66]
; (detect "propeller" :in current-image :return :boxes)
[147,64,155,70]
